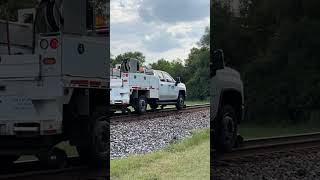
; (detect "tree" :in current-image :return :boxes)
[150,59,185,81]
[213,0,320,123]
[112,51,146,66]
[198,26,210,49]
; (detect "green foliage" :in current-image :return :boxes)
[112,51,146,66]
[0,0,38,21]
[149,59,185,82]
[110,129,210,180]
[213,0,320,124]
[149,27,210,100]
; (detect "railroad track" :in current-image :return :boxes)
[216,132,320,162]
[0,157,107,180]
[111,104,210,123]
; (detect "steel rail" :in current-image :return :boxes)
[216,132,320,161]
[110,104,210,123]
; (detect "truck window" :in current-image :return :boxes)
[163,72,174,82]
[155,71,165,81]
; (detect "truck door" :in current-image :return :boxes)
[163,72,178,100]
[156,71,169,100]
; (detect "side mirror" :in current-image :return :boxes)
[211,49,225,77]
[175,77,181,86]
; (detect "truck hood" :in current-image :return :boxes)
[224,67,241,77]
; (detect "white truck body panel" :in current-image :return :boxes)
[0,55,39,79]
[0,32,108,136]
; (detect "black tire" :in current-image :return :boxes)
[77,109,108,167]
[214,104,238,152]
[149,102,158,111]
[37,148,67,169]
[134,95,147,115]
[176,93,185,110]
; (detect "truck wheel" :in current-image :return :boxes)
[37,148,68,169]
[215,104,238,152]
[176,93,185,110]
[149,103,158,111]
[77,109,108,167]
[134,95,147,114]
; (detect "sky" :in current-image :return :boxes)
[111,0,210,64]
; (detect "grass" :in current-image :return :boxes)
[110,129,210,180]
[185,99,209,106]
[239,123,320,139]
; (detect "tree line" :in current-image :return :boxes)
[111,27,210,100]
[213,0,320,124]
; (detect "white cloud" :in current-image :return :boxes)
[111,0,210,64]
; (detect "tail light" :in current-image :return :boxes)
[50,38,59,49]
[43,58,56,65]
[40,39,49,49]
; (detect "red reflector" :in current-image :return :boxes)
[50,38,59,49]
[43,58,56,65]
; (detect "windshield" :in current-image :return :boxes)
[110,68,121,78]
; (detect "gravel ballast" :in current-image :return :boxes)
[214,149,320,180]
[110,110,209,159]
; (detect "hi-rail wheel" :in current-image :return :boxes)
[37,147,68,169]
[149,100,158,111]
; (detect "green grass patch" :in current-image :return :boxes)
[185,99,209,106]
[240,123,320,139]
[110,129,210,180]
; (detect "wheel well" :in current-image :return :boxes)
[220,90,242,123]
[131,90,148,99]
[179,90,186,98]
[63,88,108,146]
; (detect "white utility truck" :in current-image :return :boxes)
[0,0,109,166]
[110,59,186,114]
[211,49,244,152]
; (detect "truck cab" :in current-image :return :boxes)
[153,70,186,102]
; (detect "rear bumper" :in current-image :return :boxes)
[0,120,62,136]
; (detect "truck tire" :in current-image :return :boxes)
[215,104,238,152]
[77,109,108,167]
[176,93,185,110]
[149,102,158,111]
[134,95,147,115]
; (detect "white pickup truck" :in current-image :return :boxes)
[110,59,187,114]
